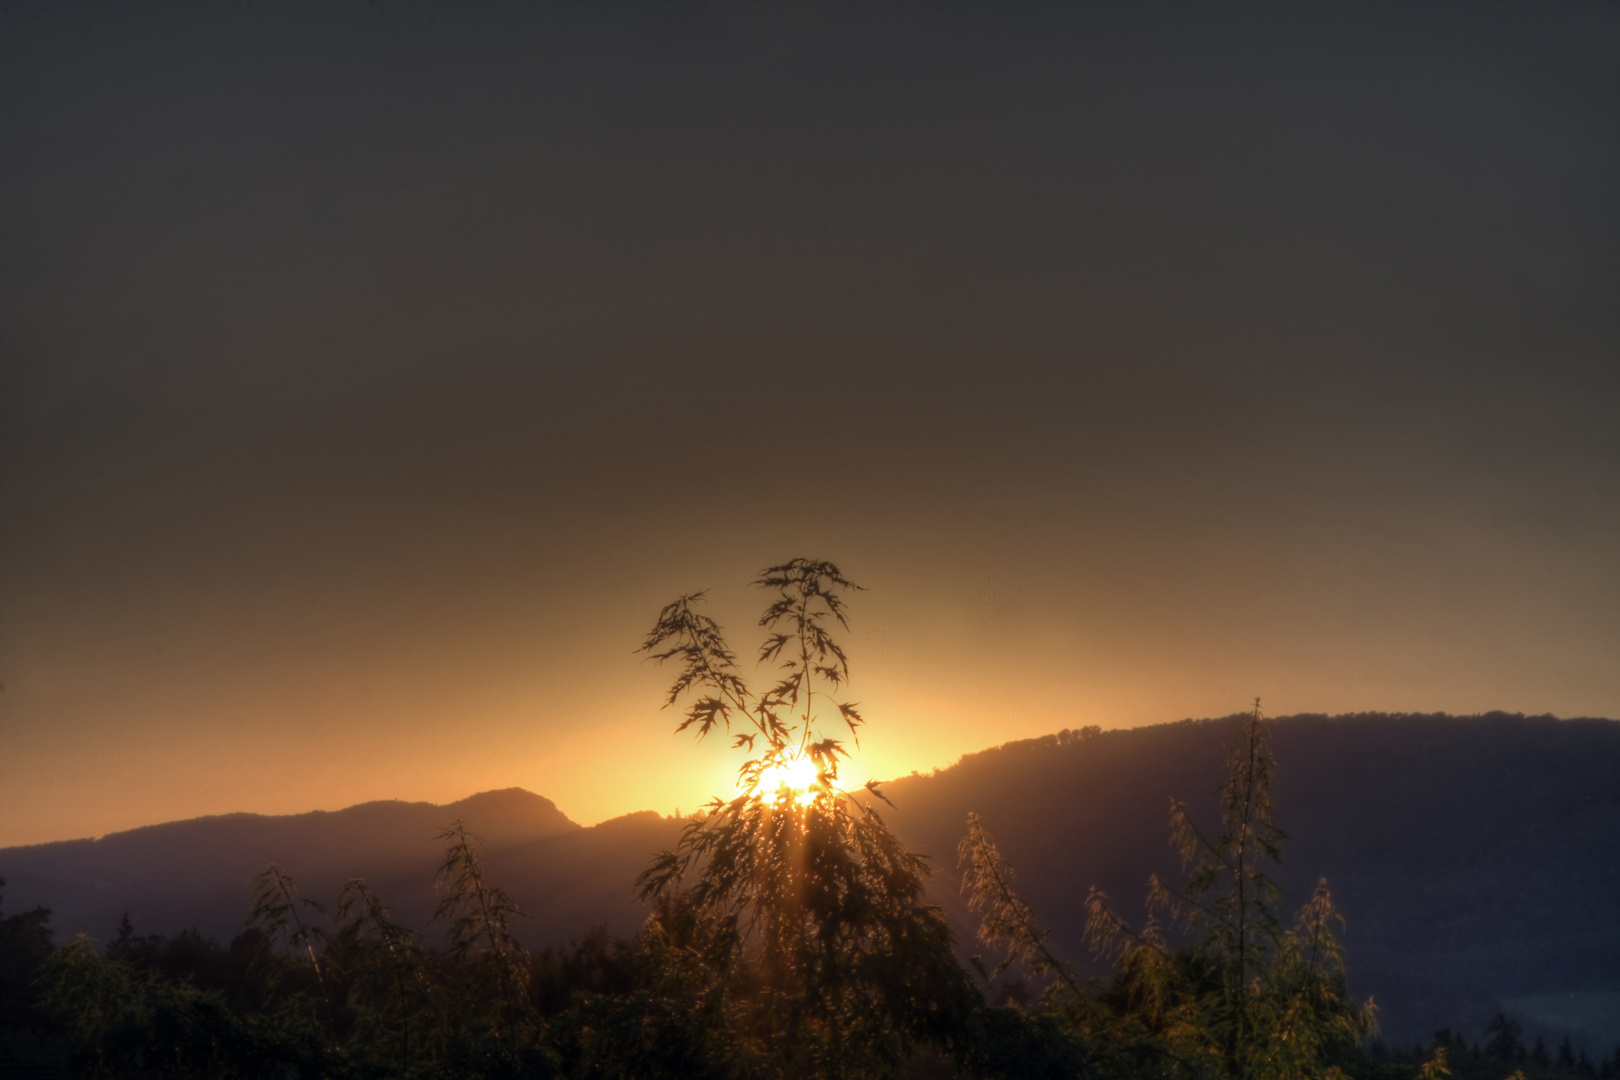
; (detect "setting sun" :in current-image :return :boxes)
[749,752,821,805]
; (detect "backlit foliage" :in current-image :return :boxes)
[636,559,975,1077]
[637,558,870,803]
[963,701,1378,1080]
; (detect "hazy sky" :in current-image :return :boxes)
[2,1,1617,847]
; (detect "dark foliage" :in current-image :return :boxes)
[7,564,1612,1079]
[0,878,67,1070]
[961,702,1377,1080]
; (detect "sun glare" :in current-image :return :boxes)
[749,753,822,806]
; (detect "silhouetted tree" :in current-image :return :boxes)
[331,877,436,1061]
[248,862,336,1034]
[434,821,538,1041]
[1487,1013,1526,1063]
[636,559,975,1078]
[0,879,64,1065]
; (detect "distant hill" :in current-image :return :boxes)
[0,788,652,950]
[3,713,1617,1050]
[879,712,1620,1051]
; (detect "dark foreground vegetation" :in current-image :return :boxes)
[3,562,1615,1079]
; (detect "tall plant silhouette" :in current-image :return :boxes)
[247,863,336,1035]
[636,559,972,1078]
[964,702,1375,1080]
[1147,697,1288,1061]
[333,878,436,1058]
[434,822,535,1036]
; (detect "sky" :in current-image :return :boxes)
[2,1,1617,848]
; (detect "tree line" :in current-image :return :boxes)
[1,560,1613,1079]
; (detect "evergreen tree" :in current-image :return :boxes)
[1486,1014,1525,1063]
[0,879,63,1065]
[1418,1044,1452,1080]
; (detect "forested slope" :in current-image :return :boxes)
[5,712,1615,1047]
[882,712,1620,1047]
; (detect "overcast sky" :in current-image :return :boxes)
[2,1,1617,846]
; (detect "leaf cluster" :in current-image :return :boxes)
[639,558,869,801]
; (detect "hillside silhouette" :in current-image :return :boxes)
[3,712,1615,1049]
[0,789,623,952]
[879,711,1620,1049]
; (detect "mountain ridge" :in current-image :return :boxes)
[3,787,580,856]
[3,712,1616,1049]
